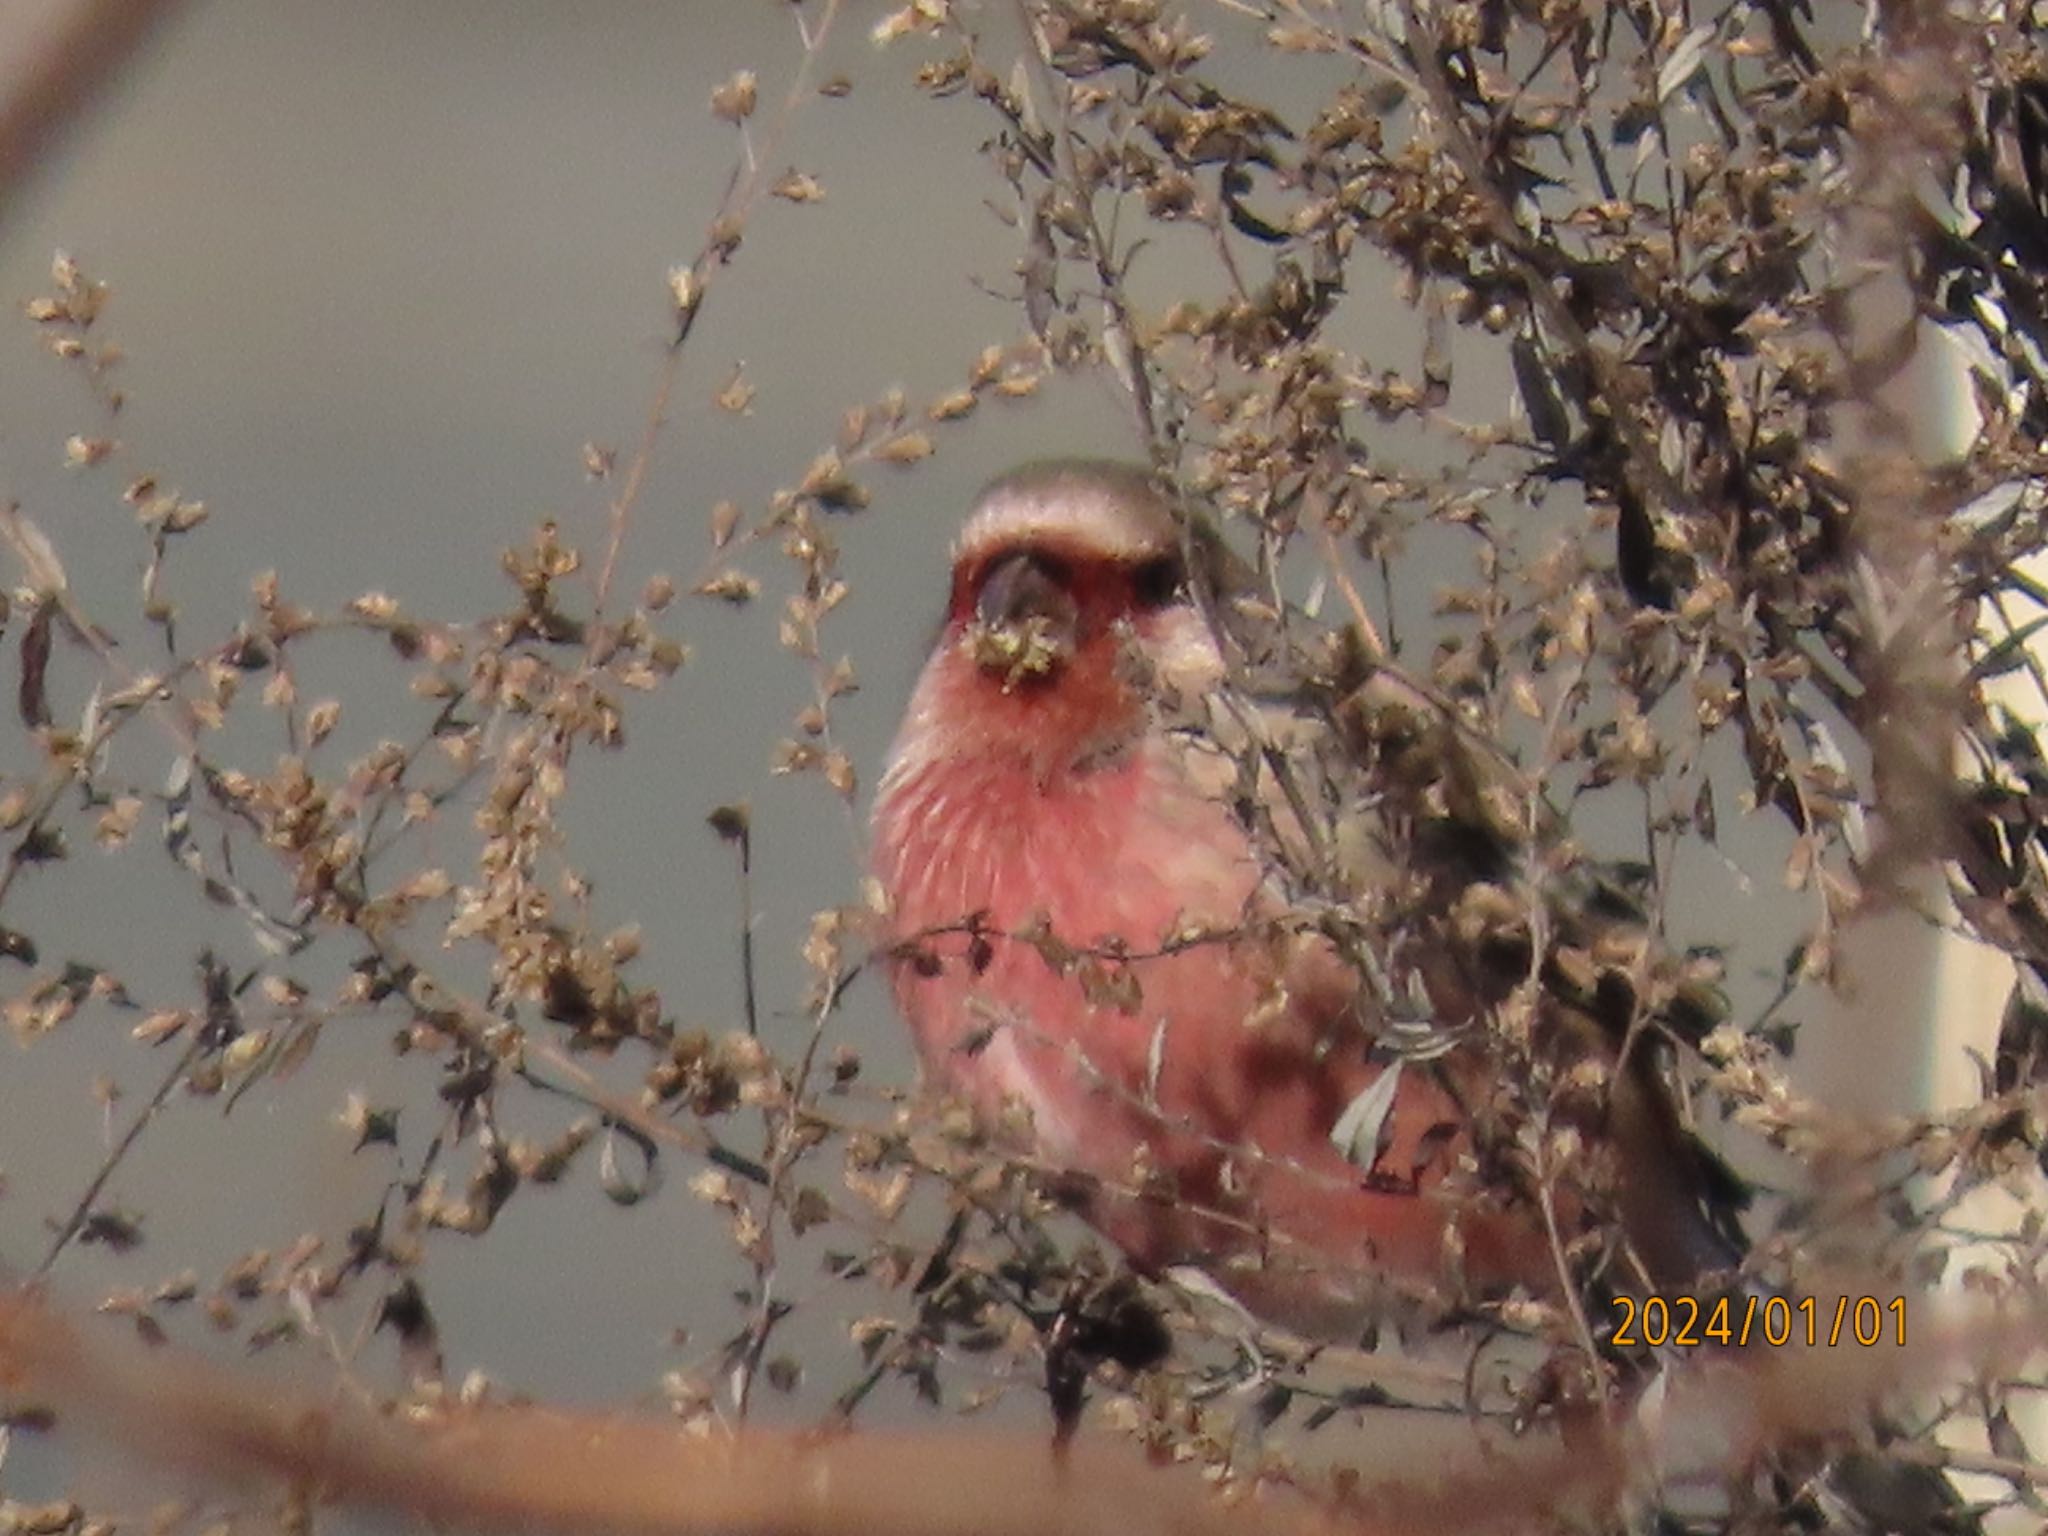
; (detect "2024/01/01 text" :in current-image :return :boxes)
[1610,1294,1906,1348]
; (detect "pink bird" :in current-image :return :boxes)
[870,460,1733,1338]
[871,461,1979,1536]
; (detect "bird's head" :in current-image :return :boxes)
[894,461,1223,782]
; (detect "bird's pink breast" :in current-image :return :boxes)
[873,730,1550,1326]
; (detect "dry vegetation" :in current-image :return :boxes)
[3,1,2048,1533]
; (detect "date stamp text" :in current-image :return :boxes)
[1609,1294,1906,1348]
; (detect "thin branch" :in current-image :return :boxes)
[34,1025,208,1279]
[589,0,846,618]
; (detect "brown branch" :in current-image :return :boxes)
[6,1283,2041,1536]
[1010,0,1165,460]
[0,1290,1404,1536]
[1394,14,1704,537]
[0,0,192,233]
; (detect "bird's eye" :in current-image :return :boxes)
[1129,554,1185,610]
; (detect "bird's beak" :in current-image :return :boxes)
[964,552,1078,688]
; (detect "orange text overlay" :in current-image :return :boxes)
[1609,1294,1907,1349]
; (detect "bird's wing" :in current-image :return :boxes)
[1159,648,1749,1293]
